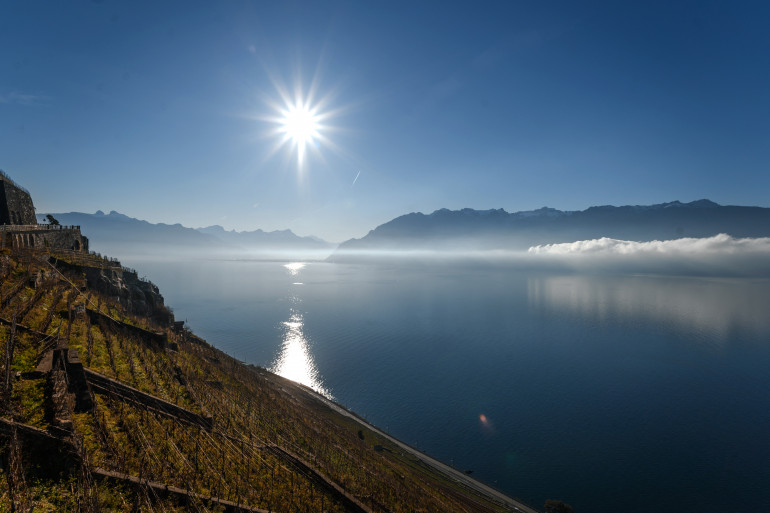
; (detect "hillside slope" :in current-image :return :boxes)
[0,246,533,512]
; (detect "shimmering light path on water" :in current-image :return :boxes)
[270,263,331,397]
[133,258,770,513]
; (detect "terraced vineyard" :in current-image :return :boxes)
[0,247,528,512]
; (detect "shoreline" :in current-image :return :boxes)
[290,380,541,513]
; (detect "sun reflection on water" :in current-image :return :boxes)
[283,262,306,276]
[271,262,332,398]
[271,310,331,398]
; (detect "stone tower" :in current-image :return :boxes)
[0,170,37,225]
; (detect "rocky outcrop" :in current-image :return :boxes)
[83,265,171,325]
[0,171,37,225]
[85,308,168,348]
[50,257,172,326]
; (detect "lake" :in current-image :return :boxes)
[128,257,770,513]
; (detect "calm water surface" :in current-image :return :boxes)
[131,258,770,513]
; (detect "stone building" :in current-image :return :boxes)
[0,170,89,252]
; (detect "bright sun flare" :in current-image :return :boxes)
[280,104,319,164]
[263,72,339,169]
[281,105,319,144]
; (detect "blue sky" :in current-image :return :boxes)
[2,1,769,242]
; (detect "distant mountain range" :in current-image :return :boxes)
[38,210,334,258]
[333,200,770,257]
[41,200,770,261]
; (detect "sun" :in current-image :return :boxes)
[280,103,320,164]
[262,75,337,170]
[260,65,349,172]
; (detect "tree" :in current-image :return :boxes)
[545,499,575,513]
[45,214,60,226]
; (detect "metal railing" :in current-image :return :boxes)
[0,224,81,231]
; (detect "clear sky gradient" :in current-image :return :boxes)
[2,1,769,242]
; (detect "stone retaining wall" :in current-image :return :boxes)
[84,368,213,430]
[0,224,89,252]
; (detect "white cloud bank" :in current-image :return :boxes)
[527,234,770,276]
[528,233,770,255]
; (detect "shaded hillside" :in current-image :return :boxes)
[332,200,770,258]
[0,246,532,512]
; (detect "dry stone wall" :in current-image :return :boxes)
[0,224,89,252]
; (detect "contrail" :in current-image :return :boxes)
[352,170,361,186]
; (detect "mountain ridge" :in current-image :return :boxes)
[38,210,335,258]
[333,200,770,256]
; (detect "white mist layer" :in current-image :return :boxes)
[528,233,770,255]
[527,234,770,276]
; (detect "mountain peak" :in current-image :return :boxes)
[199,225,227,233]
[516,206,566,218]
[105,210,135,220]
[687,199,720,208]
